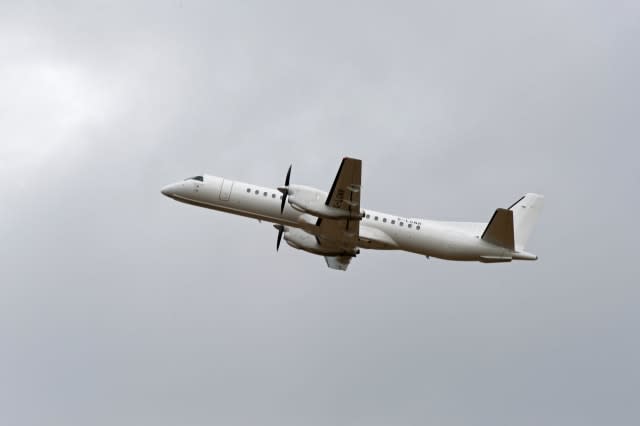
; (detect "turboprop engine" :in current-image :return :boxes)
[283,185,364,220]
[275,226,359,257]
[276,165,363,221]
[290,196,364,220]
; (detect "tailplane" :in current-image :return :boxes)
[508,193,544,251]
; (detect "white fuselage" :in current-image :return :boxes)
[161,174,534,262]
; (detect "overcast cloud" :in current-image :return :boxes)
[1,1,639,425]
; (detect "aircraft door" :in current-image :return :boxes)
[219,179,233,201]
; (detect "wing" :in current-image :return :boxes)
[325,157,362,214]
[316,157,362,246]
[324,255,353,271]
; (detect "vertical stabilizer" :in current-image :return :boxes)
[509,193,544,251]
[481,208,514,250]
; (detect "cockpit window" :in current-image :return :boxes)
[185,176,204,182]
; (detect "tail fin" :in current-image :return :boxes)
[508,193,544,251]
[481,208,514,250]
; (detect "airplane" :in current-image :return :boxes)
[161,157,543,271]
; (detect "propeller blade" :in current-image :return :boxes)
[284,164,291,186]
[274,224,284,251]
[280,192,287,214]
[276,227,283,251]
[280,164,292,214]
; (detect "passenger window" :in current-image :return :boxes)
[399,222,404,227]
[263,191,268,196]
[374,216,378,221]
[408,224,413,229]
[391,220,395,225]
[382,218,387,223]
[272,194,276,198]
[255,190,259,195]
[416,225,421,230]
[366,214,370,219]
[246,188,251,193]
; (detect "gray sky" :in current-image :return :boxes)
[1,1,639,425]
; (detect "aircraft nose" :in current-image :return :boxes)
[161,183,176,197]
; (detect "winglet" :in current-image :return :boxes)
[481,208,514,250]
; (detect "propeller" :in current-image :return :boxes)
[278,164,292,214]
[274,224,284,251]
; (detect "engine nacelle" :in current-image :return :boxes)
[284,184,363,220]
[284,228,359,256]
[289,198,364,220]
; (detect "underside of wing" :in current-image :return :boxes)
[324,255,353,271]
[316,157,362,247]
[325,157,362,214]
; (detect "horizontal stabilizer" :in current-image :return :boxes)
[481,208,514,250]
